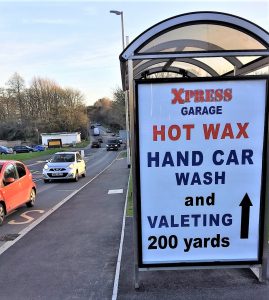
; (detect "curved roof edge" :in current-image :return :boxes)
[120,11,269,61]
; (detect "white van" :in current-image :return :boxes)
[93,128,100,136]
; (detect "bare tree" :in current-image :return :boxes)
[6,72,25,123]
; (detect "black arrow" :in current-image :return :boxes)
[239,193,253,239]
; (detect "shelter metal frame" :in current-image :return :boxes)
[120,11,269,289]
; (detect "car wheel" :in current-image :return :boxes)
[43,179,49,183]
[82,169,86,177]
[74,171,79,182]
[0,203,5,226]
[26,189,36,207]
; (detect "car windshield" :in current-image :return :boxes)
[50,154,75,163]
[108,139,117,143]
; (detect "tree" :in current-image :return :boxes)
[111,87,125,129]
[0,73,89,141]
[88,87,126,131]
[6,72,25,123]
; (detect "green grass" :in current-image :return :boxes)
[1,148,63,162]
[119,150,127,158]
[127,173,133,217]
[0,141,91,162]
[72,140,91,148]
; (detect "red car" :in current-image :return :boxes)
[0,160,36,226]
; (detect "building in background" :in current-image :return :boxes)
[41,132,81,146]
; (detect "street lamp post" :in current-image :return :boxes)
[110,10,131,168]
[110,10,125,49]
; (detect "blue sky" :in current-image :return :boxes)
[0,0,268,105]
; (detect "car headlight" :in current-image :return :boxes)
[68,163,74,169]
[43,164,49,170]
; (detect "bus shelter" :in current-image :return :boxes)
[119,12,269,287]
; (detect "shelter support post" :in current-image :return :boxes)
[251,103,269,283]
[125,90,131,168]
[260,117,269,282]
[128,59,140,289]
[234,66,238,76]
[125,36,131,168]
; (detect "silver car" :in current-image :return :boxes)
[42,152,86,183]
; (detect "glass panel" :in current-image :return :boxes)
[195,57,234,75]
[134,59,150,69]
[134,60,167,71]
[138,24,266,53]
[147,72,182,79]
[247,66,269,75]
[170,61,211,77]
[135,62,167,77]
[237,56,261,64]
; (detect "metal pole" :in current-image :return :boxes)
[128,59,139,289]
[121,12,125,49]
[125,36,131,168]
[110,10,130,168]
[260,110,269,282]
[234,66,238,76]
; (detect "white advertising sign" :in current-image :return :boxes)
[137,79,267,266]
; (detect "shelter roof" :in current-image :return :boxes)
[120,11,269,90]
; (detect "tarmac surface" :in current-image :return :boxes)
[0,154,269,299]
[0,155,129,300]
[117,219,269,300]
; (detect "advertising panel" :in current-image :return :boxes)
[136,78,267,267]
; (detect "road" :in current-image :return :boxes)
[0,144,129,300]
[0,133,122,250]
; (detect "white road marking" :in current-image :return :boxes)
[108,189,123,194]
[0,153,121,256]
[111,173,130,300]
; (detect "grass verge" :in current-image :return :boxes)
[72,140,91,148]
[119,150,127,159]
[1,141,90,162]
[127,173,133,217]
[1,148,64,162]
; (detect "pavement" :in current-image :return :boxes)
[117,219,269,300]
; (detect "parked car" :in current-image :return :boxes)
[0,160,36,226]
[91,140,101,148]
[97,137,103,143]
[106,139,119,151]
[42,151,86,183]
[33,145,46,152]
[0,146,13,155]
[13,145,34,153]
